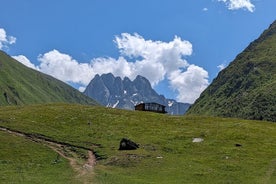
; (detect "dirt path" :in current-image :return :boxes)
[47,142,96,183]
[0,126,96,183]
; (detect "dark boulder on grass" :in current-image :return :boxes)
[119,138,139,150]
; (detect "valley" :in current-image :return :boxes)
[0,7,275,184]
[0,103,275,183]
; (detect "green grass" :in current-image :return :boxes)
[0,103,275,183]
[0,131,77,184]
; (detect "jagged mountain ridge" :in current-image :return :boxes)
[186,20,276,122]
[84,73,190,115]
[0,51,97,106]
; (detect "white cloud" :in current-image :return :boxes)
[12,55,38,70]
[203,8,208,11]
[0,28,16,49]
[37,49,94,85]
[217,0,255,12]
[169,65,209,103]
[91,56,136,81]
[217,63,226,71]
[17,33,208,103]
[116,33,192,60]
[113,33,192,85]
[78,86,86,92]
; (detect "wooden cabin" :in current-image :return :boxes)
[135,102,167,114]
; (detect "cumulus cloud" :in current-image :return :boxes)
[91,56,136,81]
[17,33,208,103]
[37,49,94,86]
[217,63,226,71]
[12,55,38,70]
[0,28,16,49]
[113,33,192,85]
[217,0,255,12]
[78,86,86,92]
[169,65,209,103]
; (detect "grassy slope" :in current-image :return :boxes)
[186,21,276,122]
[0,131,78,184]
[0,51,97,106]
[0,104,275,183]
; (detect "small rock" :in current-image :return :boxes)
[192,138,204,143]
[119,138,139,150]
[235,143,242,147]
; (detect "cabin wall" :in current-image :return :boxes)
[135,104,145,111]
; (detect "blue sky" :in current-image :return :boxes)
[1,0,275,103]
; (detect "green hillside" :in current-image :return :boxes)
[187,21,276,122]
[0,130,79,183]
[0,51,97,106]
[0,104,275,183]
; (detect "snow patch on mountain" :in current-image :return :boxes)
[113,100,120,108]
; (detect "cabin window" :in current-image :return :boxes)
[145,103,150,110]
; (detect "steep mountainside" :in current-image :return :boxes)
[187,21,276,122]
[0,51,97,106]
[84,73,190,115]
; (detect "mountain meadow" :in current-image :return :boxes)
[0,104,275,183]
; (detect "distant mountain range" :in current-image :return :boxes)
[84,73,190,115]
[187,20,276,122]
[0,51,97,106]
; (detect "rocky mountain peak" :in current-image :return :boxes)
[84,73,190,115]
